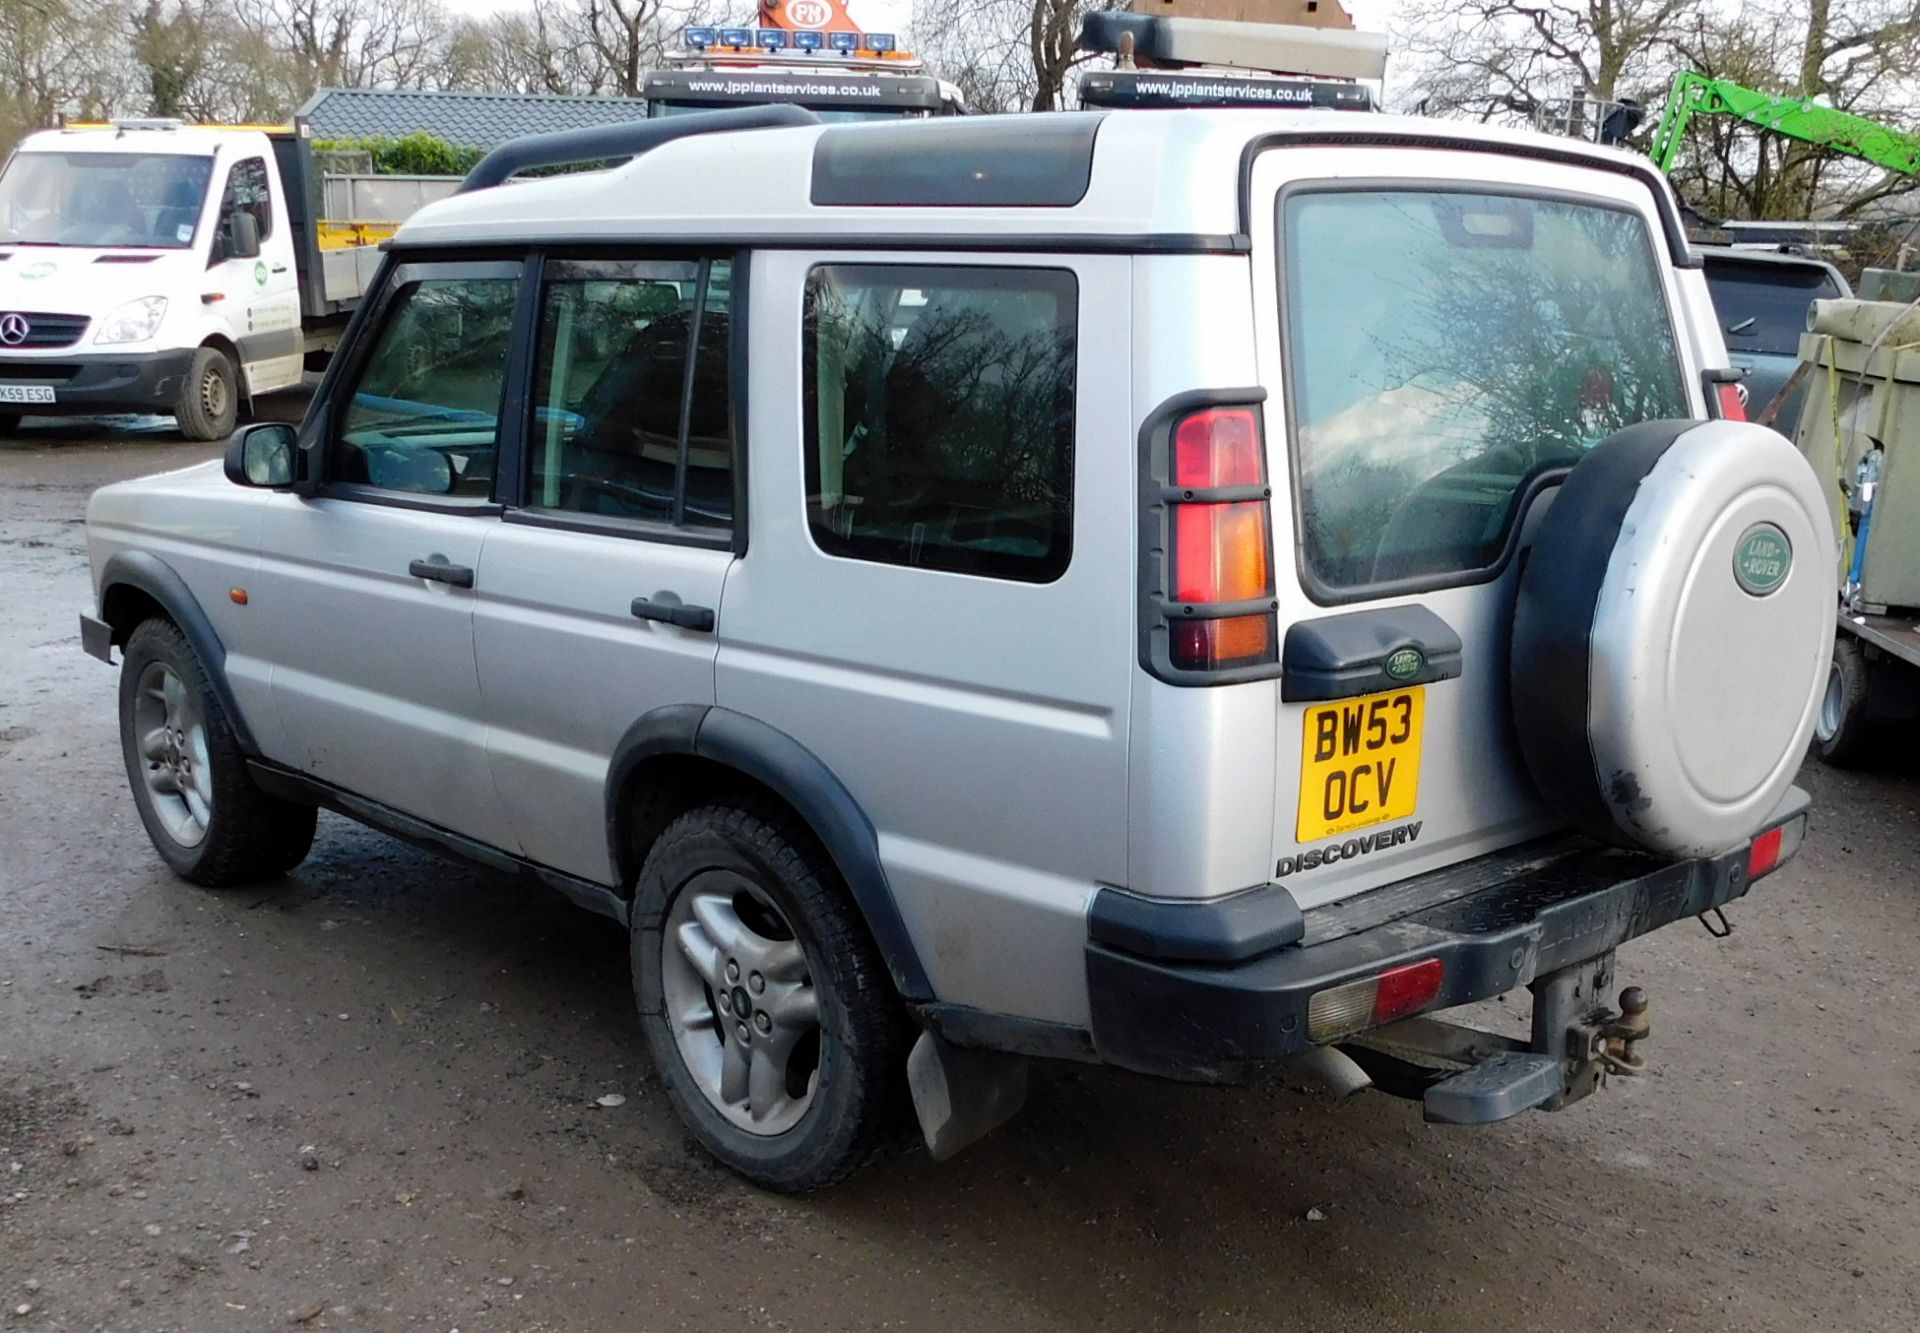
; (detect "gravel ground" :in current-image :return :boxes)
[3,412,1919,1333]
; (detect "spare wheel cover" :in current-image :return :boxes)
[1511,419,1836,857]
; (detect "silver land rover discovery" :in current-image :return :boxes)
[82,107,1835,1189]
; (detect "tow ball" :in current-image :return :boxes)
[1593,986,1651,1076]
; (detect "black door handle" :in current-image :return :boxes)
[631,597,715,632]
[270,264,289,274]
[409,556,474,588]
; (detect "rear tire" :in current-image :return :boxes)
[1815,637,1874,767]
[631,804,912,1192]
[176,346,238,441]
[118,618,316,885]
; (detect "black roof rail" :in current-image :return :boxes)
[457,103,820,195]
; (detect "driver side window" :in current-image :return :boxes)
[335,273,521,498]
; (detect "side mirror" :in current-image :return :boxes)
[226,210,261,260]
[224,422,297,488]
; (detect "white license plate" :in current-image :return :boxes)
[0,385,55,405]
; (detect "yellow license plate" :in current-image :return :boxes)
[1296,687,1424,843]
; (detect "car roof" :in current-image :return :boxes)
[392,108,1690,255]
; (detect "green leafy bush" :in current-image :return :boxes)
[311,132,486,177]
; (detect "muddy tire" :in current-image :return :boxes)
[631,804,912,1192]
[1815,637,1874,768]
[118,618,316,885]
[175,346,238,442]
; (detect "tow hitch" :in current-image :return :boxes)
[1340,951,1651,1125]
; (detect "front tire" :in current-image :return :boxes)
[632,804,912,1192]
[176,346,239,441]
[118,619,316,885]
[1815,637,1874,767]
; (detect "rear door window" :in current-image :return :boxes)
[1281,189,1688,593]
[1702,259,1843,356]
[803,264,1077,582]
[526,256,733,532]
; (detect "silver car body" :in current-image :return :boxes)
[87,111,1737,1034]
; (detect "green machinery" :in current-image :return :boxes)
[1648,71,1920,177]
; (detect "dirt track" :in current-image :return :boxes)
[4,415,1920,1332]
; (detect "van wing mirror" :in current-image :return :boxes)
[226,210,261,260]
[224,422,297,488]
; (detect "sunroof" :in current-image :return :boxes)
[810,115,1104,208]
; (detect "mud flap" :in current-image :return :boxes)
[907,1030,1029,1162]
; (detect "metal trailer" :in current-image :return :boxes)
[267,120,461,348]
[1798,288,1920,764]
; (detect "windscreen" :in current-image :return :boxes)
[0,151,213,249]
[1703,259,1843,356]
[1283,188,1689,591]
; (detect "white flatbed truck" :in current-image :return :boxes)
[0,115,459,438]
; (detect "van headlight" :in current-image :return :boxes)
[94,296,169,345]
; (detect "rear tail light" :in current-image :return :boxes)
[1305,957,1445,1042]
[1747,813,1806,882]
[1702,370,1748,422]
[1158,406,1278,674]
[1716,382,1748,421]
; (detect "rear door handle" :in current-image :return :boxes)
[631,597,715,633]
[409,556,474,588]
[270,264,289,274]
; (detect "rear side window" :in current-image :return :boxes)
[803,264,1077,582]
[1282,189,1689,592]
[1703,260,1843,356]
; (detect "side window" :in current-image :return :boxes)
[803,264,1077,582]
[334,274,521,498]
[527,257,733,531]
[220,157,271,242]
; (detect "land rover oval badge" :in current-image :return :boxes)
[1385,646,1424,681]
[1734,522,1792,596]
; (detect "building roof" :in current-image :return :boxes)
[296,88,648,150]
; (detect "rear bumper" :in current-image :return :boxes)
[1087,787,1810,1085]
[0,350,195,414]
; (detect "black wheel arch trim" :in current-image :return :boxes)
[606,704,934,1002]
[96,550,259,755]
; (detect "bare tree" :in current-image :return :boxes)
[230,0,452,97]
[917,0,1117,112]
[1394,0,1702,122]
[1664,0,1920,220]
[0,0,128,154]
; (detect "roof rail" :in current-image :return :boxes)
[458,103,820,195]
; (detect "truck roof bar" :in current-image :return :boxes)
[458,103,821,195]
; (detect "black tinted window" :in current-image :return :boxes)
[1283,190,1688,591]
[336,275,519,497]
[528,258,733,531]
[803,264,1077,582]
[1703,259,1843,355]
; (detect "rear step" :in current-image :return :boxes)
[1422,1052,1564,1124]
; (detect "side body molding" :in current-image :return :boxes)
[95,550,260,755]
[606,705,934,1002]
